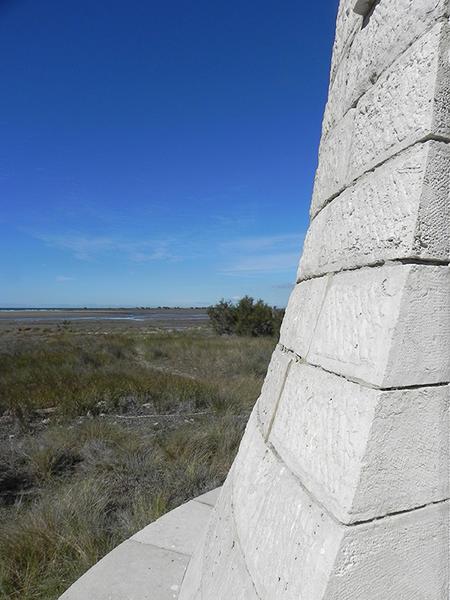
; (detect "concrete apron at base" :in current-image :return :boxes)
[58,488,221,600]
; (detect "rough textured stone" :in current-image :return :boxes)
[233,414,343,600]
[329,0,361,84]
[192,477,259,600]
[324,0,450,138]
[350,22,450,181]
[327,502,449,600]
[311,108,356,215]
[282,264,450,388]
[231,416,449,600]
[256,347,293,438]
[279,274,329,358]
[381,265,450,387]
[299,141,450,280]
[268,359,449,522]
[312,22,450,217]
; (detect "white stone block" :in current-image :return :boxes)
[256,347,293,437]
[232,414,344,600]
[324,0,449,137]
[195,477,259,600]
[327,502,449,600]
[382,264,450,386]
[306,264,450,387]
[350,22,450,182]
[329,0,361,84]
[231,416,449,600]
[279,275,329,357]
[269,360,449,522]
[311,108,356,216]
[312,22,450,216]
[299,141,450,280]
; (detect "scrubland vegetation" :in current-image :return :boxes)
[208,295,284,337]
[0,323,275,600]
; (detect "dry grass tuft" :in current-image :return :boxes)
[0,328,274,599]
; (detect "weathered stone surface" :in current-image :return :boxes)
[381,265,450,387]
[59,540,188,600]
[233,414,344,600]
[350,22,450,181]
[282,264,450,388]
[194,477,259,600]
[312,22,450,216]
[324,0,450,137]
[327,501,449,600]
[329,0,361,84]
[231,416,449,600]
[269,359,449,522]
[279,274,329,358]
[300,141,450,279]
[132,500,212,556]
[257,347,293,437]
[311,108,356,215]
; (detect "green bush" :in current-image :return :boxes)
[208,296,284,338]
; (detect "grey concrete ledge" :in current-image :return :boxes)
[59,487,221,600]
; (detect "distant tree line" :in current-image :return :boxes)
[207,296,285,338]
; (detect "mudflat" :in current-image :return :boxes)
[0,307,209,331]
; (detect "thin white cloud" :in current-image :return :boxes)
[221,233,302,253]
[56,275,75,282]
[37,234,115,260]
[220,232,304,275]
[35,233,176,263]
[223,252,300,275]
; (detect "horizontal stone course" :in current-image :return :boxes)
[231,415,449,600]
[281,264,450,388]
[323,0,450,138]
[268,359,449,523]
[311,22,450,217]
[299,141,450,280]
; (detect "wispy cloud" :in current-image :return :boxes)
[221,233,301,253]
[56,275,75,282]
[221,232,304,275]
[223,252,300,274]
[35,233,176,263]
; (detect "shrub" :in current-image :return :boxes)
[207,296,284,338]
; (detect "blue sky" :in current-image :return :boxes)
[0,0,338,307]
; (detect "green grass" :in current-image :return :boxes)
[0,328,274,600]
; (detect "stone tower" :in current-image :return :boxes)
[180,1,450,598]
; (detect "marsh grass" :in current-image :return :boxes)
[0,328,274,599]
